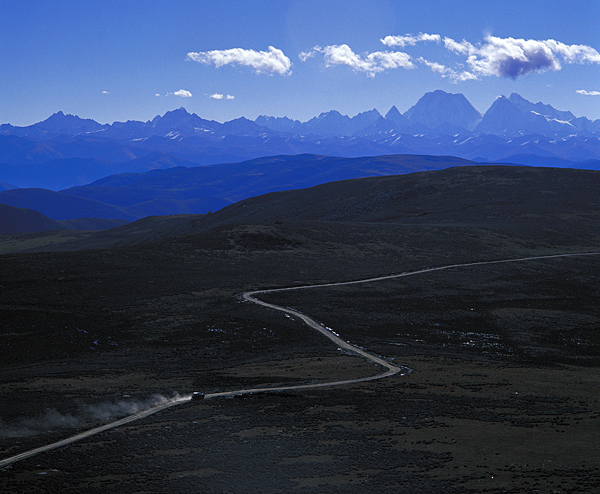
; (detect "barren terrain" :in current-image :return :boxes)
[1,166,600,492]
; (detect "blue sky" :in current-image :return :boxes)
[1,0,599,126]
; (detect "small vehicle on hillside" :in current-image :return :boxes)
[191,392,205,401]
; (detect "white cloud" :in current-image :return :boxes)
[300,44,413,77]
[368,50,414,71]
[418,58,451,75]
[155,93,161,97]
[299,47,319,62]
[443,37,475,55]
[172,89,192,98]
[187,46,292,75]
[546,40,600,64]
[101,90,110,94]
[381,33,441,48]
[452,70,479,82]
[390,34,600,80]
[302,34,599,81]
[445,35,600,79]
[418,57,477,82]
[209,93,235,100]
[467,36,562,78]
[577,89,600,96]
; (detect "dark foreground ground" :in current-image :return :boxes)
[0,218,598,493]
[1,165,600,493]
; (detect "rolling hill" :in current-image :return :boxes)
[3,164,599,254]
[0,203,127,234]
[0,188,137,221]
[2,148,600,494]
[0,154,474,221]
[174,164,600,237]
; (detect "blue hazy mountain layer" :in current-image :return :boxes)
[0,154,474,221]
[0,91,599,192]
[1,91,600,227]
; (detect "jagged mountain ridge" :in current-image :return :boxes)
[3,91,598,141]
[475,96,579,137]
[1,91,600,191]
[403,90,482,131]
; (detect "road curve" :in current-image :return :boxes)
[2,250,599,469]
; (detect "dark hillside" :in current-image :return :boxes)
[3,164,599,254]
[0,154,474,221]
[2,163,600,493]
[184,165,600,234]
[0,204,63,233]
[0,188,136,221]
[77,154,473,199]
[0,204,127,234]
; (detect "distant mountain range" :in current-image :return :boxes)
[3,91,599,142]
[1,91,599,191]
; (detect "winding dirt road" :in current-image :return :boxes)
[2,251,599,469]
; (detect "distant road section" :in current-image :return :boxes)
[2,251,599,468]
